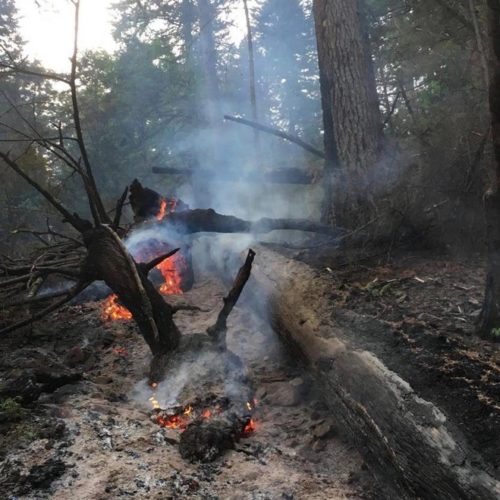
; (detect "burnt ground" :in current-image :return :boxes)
[291,245,500,481]
[0,278,380,499]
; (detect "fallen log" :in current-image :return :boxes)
[250,245,500,500]
[129,179,341,237]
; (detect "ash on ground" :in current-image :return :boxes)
[0,278,379,499]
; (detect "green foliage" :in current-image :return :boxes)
[0,397,25,420]
[490,328,500,339]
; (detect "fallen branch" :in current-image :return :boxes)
[224,115,325,159]
[0,281,91,335]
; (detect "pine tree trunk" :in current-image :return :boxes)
[313,0,381,227]
[479,0,500,340]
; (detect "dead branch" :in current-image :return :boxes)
[68,0,109,225]
[207,249,256,346]
[113,186,129,229]
[140,248,180,274]
[224,115,325,159]
[0,281,91,335]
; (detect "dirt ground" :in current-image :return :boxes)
[293,246,500,480]
[0,278,380,499]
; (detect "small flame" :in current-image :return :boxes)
[102,294,132,321]
[101,196,185,321]
[156,198,177,221]
[243,418,257,435]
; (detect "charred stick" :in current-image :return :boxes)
[113,186,129,229]
[141,248,180,274]
[207,249,256,345]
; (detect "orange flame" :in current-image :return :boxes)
[156,198,177,221]
[243,418,257,435]
[102,294,132,321]
[101,196,185,321]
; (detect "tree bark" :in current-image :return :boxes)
[479,0,500,339]
[313,0,382,227]
[252,245,500,499]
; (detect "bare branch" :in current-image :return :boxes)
[113,186,129,229]
[207,249,256,345]
[0,151,91,233]
[141,248,180,274]
[0,281,90,335]
[224,115,325,159]
[68,0,110,225]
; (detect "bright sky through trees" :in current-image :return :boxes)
[15,0,253,72]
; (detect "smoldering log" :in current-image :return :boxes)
[179,416,250,463]
[129,180,342,237]
[162,209,340,236]
[151,166,314,185]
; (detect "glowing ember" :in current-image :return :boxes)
[102,294,132,321]
[151,398,257,436]
[243,418,257,435]
[112,346,129,357]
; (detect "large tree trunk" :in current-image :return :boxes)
[313,0,381,227]
[479,0,500,339]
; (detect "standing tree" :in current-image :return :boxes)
[478,0,500,339]
[313,0,381,227]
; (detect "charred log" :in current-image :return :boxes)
[207,249,255,346]
[179,416,250,462]
[129,180,339,236]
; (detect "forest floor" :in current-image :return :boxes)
[292,245,500,480]
[0,277,379,500]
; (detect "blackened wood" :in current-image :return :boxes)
[207,249,255,345]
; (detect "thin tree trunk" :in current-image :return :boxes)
[242,0,260,156]
[469,0,490,89]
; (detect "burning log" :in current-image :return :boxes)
[129,179,341,237]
